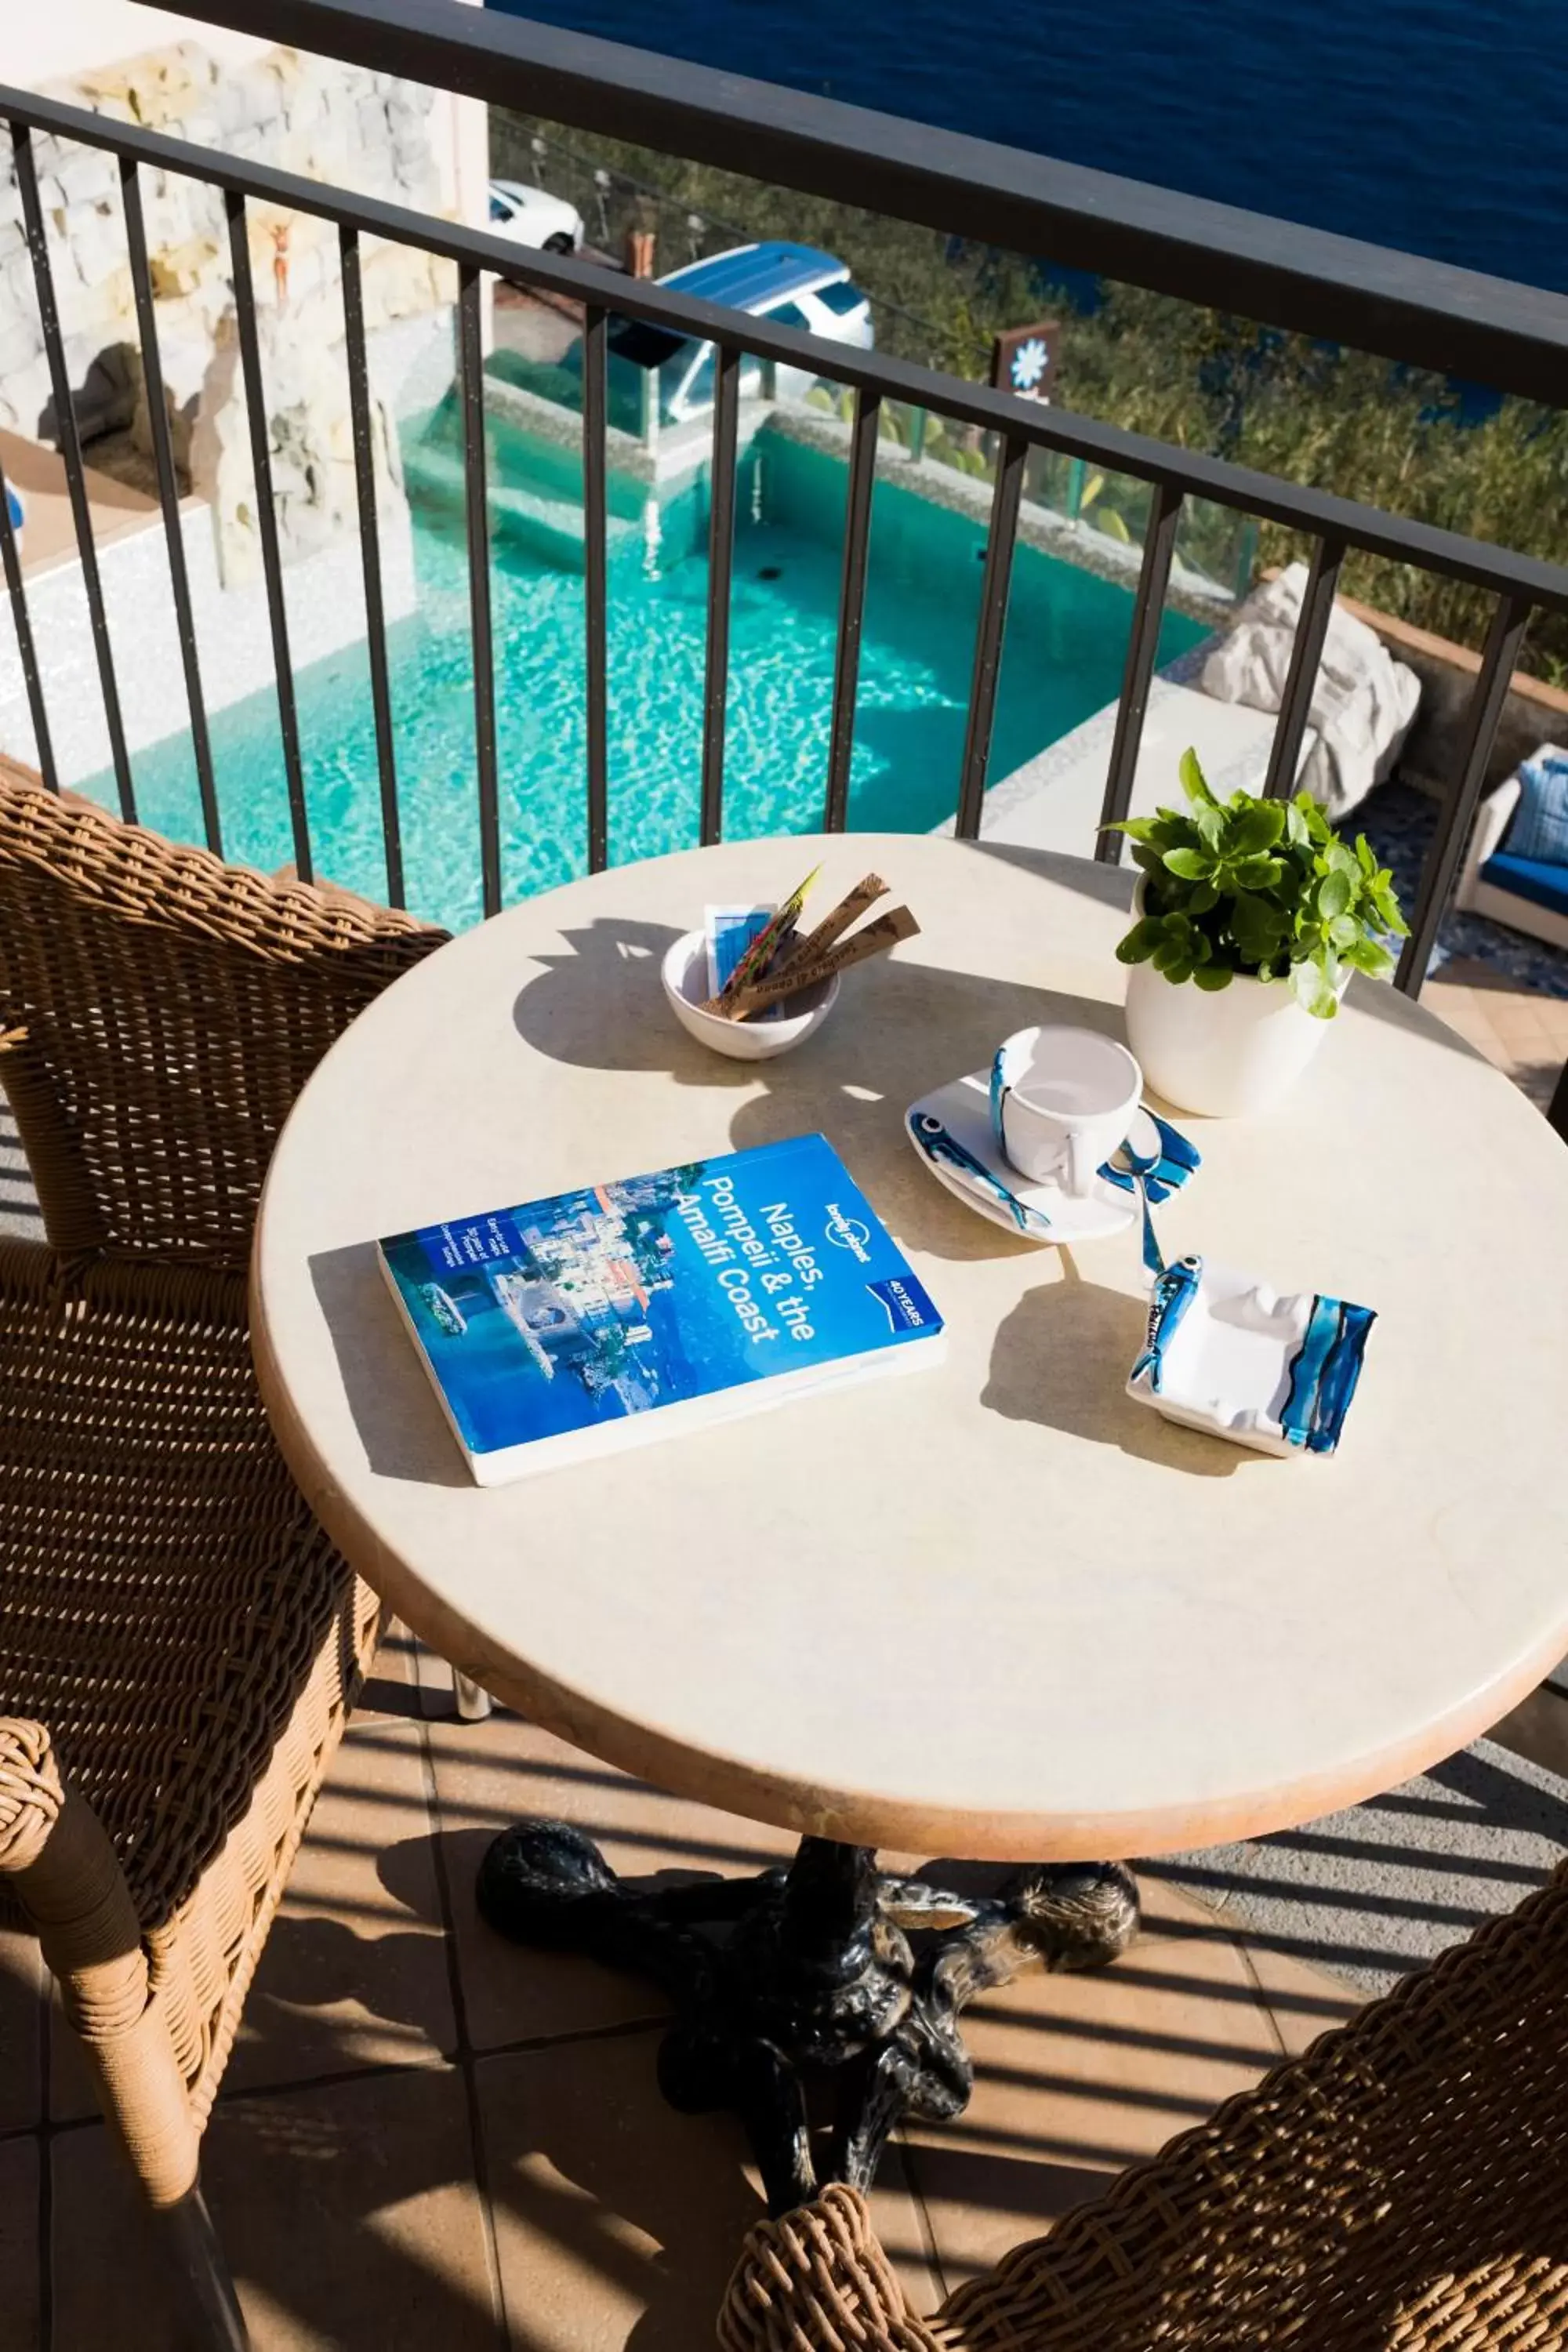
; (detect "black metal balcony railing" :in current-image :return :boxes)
[3,0,1568,1004]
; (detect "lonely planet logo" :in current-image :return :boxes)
[823,1203,872,1263]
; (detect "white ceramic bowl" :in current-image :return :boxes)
[660,928,840,1061]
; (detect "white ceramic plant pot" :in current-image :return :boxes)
[1123,954,1343,1117]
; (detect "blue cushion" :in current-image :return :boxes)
[1481,849,1568,920]
[1504,747,1568,865]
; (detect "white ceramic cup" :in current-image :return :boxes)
[990,1025,1142,1195]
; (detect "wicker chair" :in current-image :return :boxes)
[718,1860,1568,2351]
[0,770,446,2345]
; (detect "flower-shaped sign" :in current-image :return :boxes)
[1011,336,1050,393]
[990,319,1059,405]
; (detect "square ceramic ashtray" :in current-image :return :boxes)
[1127,1254,1376,1457]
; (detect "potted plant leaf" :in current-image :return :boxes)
[1115,750,1408,1115]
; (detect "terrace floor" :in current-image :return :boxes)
[3,1621,1564,2352]
[2,850,1564,2347]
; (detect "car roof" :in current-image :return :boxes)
[659,242,851,314]
[489,179,550,205]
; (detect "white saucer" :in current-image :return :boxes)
[905,1069,1196,1246]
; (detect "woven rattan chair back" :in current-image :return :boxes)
[0,770,445,1266]
[718,1864,1568,2351]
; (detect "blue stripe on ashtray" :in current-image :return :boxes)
[1309,1301,1377,1454]
[1280,1294,1377,1454]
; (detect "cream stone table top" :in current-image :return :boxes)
[252,835,1568,1862]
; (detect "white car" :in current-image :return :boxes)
[488,179,584,257]
[603,244,876,426]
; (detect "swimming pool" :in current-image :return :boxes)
[78,412,1203,931]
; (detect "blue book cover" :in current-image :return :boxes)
[378,1133,944,1485]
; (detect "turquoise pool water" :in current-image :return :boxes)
[79,416,1203,931]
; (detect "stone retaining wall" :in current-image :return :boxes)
[1333,593,1568,795]
[1,40,455,582]
[0,38,466,786]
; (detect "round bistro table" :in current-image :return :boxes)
[252,833,1568,2212]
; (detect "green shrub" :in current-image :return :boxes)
[491,109,1568,684]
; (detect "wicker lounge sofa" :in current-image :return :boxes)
[718,1859,1568,2350]
[0,770,445,2343]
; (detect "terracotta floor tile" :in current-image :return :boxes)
[355,1617,428,1722]
[477,2032,938,2352]
[0,1923,43,2134]
[1237,1936,1363,2058]
[225,1719,455,2095]
[1421,982,1479,1029]
[360,1617,467,1722]
[426,1711,800,2054]
[0,2137,39,2352]
[1484,997,1559,1044]
[52,2065,498,2350]
[905,1924,1278,2290]
[1132,1870,1232,1948]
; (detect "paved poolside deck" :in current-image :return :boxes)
[0,426,163,580]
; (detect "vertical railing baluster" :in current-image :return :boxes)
[13,125,134,818]
[581,302,609,874]
[1396,593,1531,995]
[823,387,880,833]
[122,157,220,856]
[700,342,740,848]
[458,264,500,918]
[1094,481,1183,862]
[954,433,1027,840]
[1263,534,1345,801]
[340,226,402,907]
[226,190,310,880]
[0,461,58,793]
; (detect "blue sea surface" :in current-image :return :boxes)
[491,0,1568,299]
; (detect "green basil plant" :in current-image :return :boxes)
[1114,750,1409,1018]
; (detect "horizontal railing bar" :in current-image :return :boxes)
[5,83,1568,620]
[152,0,1568,408]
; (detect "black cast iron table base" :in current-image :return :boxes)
[477,1820,1140,2216]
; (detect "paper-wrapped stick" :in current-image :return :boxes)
[730,905,920,1018]
[775,872,887,975]
[703,865,820,1013]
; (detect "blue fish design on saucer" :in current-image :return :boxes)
[905,1066,1199,1247]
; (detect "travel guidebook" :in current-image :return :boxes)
[378,1134,944,1486]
